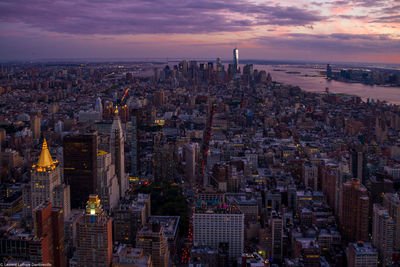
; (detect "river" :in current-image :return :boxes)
[253,64,400,105]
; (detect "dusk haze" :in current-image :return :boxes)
[0,0,400,63]
[0,1,400,267]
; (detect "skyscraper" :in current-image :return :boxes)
[76,195,113,267]
[185,143,199,185]
[383,193,400,251]
[34,202,66,267]
[372,203,394,266]
[193,204,244,262]
[30,139,61,215]
[111,109,127,197]
[97,150,119,212]
[63,132,98,209]
[31,115,41,140]
[339,179,369,242]
[130,108,139,176]
[136,221,169,267]
[233,48,239,72]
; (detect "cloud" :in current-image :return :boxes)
[373,15,400,23]
[332,0,388,7]
[0,0,325,35]
[254,33,400,54]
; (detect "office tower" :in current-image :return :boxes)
[64,132,98,209]
[153,143,175,182]
[30,139,61,214]
[185,143,198,185]
[76,195,113,267]
[347,242,378,267]
[179,60,188,74]
[97,150,119,212]
[327,64,332,78]
[269,211,283,262]
[339,179,369,242]
[350,150,367,184]
[34,202,66,267]
[31,115,41,140]
[111,110,127,197]
[130,108,139,176]
[115,194,150,243]
[216,57,222,72]
[136,221,169,267]
[22,183,32,220]
[114,194,150,245]
[233,48,239,72]
[302,161,318,190]
[153,89,165,106]
[383,193,400,250]
[54,184,71,220]
[193,204,244,261]
[243,64,253,80]
[95,96,103,119]
[372,204,394,266]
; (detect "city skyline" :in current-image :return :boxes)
[0,0,399,63]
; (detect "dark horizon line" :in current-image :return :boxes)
[0,57,399,68]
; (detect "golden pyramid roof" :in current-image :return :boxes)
[37,139,54,168]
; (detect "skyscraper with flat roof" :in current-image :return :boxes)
[372,203,394,266]
[340,178,369,242]
[63,132,98,209]
[34,202,66,267]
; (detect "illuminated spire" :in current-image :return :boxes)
[37,138,54,168]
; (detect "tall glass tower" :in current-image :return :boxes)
[233,48,239,72]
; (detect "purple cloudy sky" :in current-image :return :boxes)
[0,0,399,63]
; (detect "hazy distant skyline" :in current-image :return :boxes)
[0,0,399,63]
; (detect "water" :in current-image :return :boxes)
[253,64,400,105]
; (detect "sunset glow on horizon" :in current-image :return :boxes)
[0,0,399,63]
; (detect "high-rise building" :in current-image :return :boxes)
[136,221,169,267]
[347,242,378,267]
[216,57,223,72]
[95,96,103,117]
[383,193,400,251]
[350,150,367,184]
[31,115,41,140]
[153,143,176,182]
[372,203,394,266]
[193,204,244,261]
[97,150,120,212]
[153,89,165,107]
[130,108,139,176]
[54,183,71,220]
[185,143,198,185]
[34,202,66,267]
[327,64,332,78]
[111,110,127,197]
[30,139,61,215]
[63,132,98,209]
[76,195,113,267]
[264,211,283,262]
[233,48,239,73]
[339,178,369,242]
[302,161,318,190]
[114,194,151,245]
